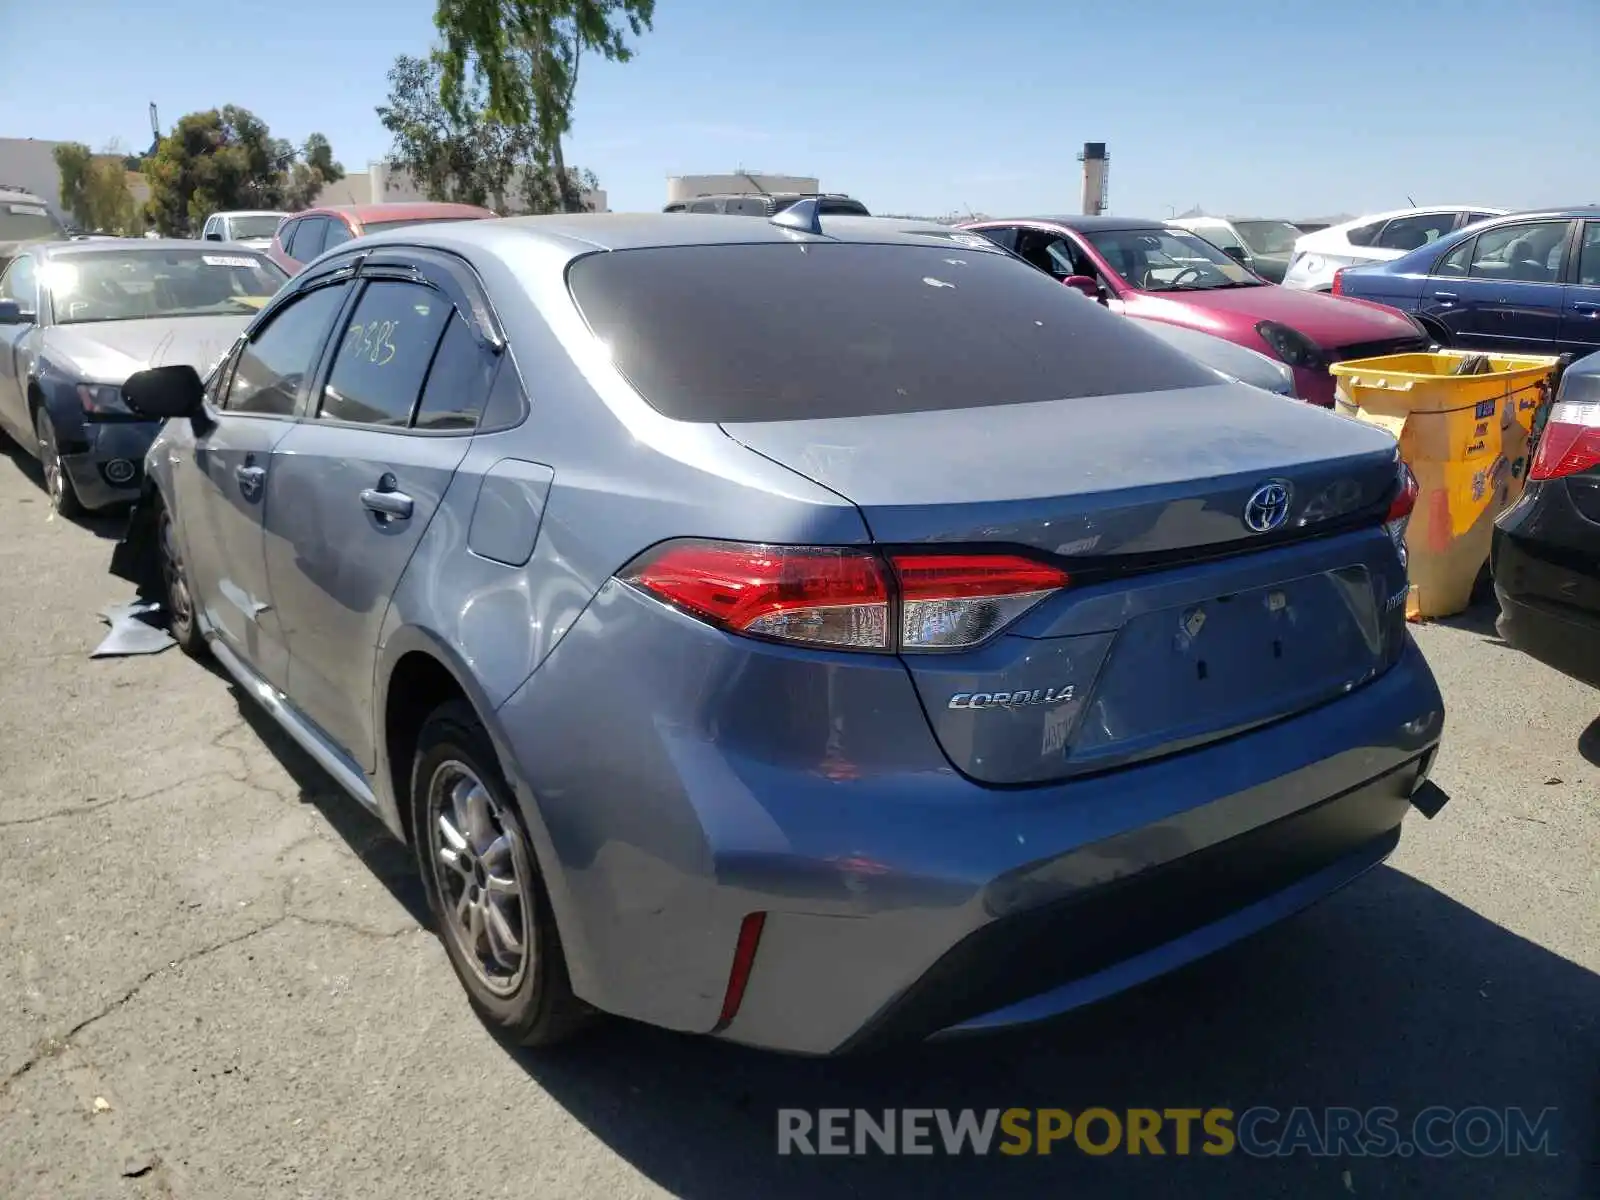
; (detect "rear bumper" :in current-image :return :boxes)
[1492,483,1600,689]
[496,582,1446,1055]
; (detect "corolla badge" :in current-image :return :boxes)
[949,685,1075,711]
[1243,481,1292,534]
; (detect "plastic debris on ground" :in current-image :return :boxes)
[91,598,176,658]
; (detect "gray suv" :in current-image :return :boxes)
[0,185,68,274]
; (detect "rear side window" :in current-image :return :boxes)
[567,243,1215,422]
[415,312,499,430]
[318,280,451,426]
[1344,220,1383,248]
[291,217,329,260]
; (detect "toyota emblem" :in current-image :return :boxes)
[1243,481,1292,534]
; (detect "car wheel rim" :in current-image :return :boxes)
[427,760,532,997]
[36,416,62,504]
[159,513,192,629]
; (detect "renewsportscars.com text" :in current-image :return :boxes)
[776,1106,1558,1158]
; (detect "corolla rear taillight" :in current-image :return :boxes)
[1529,400,1600,481]
[1331,268,1347,296]
[620,541,1070,653]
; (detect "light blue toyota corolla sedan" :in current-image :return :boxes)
[111,207,1447,1055]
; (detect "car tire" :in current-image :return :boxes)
[157,502,207,658]
[411,699,590,1047]
[34,407,84,518]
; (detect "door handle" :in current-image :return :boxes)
[1434,292,1458,299]
[360,486,414,520]
[1573,301,1600,315]
[234,464,265,491]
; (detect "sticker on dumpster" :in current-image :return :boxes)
[1474,398,1498,419]
[1519,396,1540,411]
[1473,421,1488,437]
[1472,470,1487,502]
[1466,439,1488,456]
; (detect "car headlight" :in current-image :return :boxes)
[1255,320,1325,370]
[76,383,128,414]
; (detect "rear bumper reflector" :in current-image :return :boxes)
[715,912,767,1030]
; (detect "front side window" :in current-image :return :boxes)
[223,281,350,416]
[318,280,451,426]
[0,254,36,308]
[41,249,286,324]
[0,200,64,243]
[567,242,1215,423]
[1467,220,1573,284]
[1083,228,1259,292]
[1376,213,1457,252]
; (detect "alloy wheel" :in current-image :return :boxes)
[159,510,193,630]
[35,412,63,506]
[427,761,533,997]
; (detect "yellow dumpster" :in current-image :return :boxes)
[1329,350,1563,620]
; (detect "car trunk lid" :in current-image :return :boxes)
[722,383,1412,784]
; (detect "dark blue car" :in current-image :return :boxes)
[1333,207,1600,358]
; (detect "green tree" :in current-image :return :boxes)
[283,133,346,209]
[53,142,141,235]
[377,52,539,209]
[433,0,652,212]
[142,108,344,234]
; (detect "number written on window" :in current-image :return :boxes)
[318,280,451,426]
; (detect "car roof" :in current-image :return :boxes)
[212,209,283,219]
[37,237,272,258]
[967,214,1170,233]
[1331,204,1512,228]
[353,212,1003,258]
[307,202,496,221]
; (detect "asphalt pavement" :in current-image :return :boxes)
[0,439,1595,1199]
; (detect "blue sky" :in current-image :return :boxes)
[3,0,1595,218]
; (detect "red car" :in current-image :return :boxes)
[960,216,1429,407]
[267,202,498,276]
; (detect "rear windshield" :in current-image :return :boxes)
[566,242,1214,422]
[0,200,64,242]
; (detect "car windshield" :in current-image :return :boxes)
[362,215,488,232]
[228,215,281,239]
[567,242,1215,422]
[1233,220,1302,255]
[1084,228,1262,292]
[0,201,64,242]
[43,249,287,324]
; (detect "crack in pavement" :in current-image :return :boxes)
[0,770,243,828]
[0,908,425,1098]
[1,919,287,1095]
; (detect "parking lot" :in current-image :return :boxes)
[0,439,1594,1199]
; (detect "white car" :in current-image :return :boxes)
[1282,205,1507,292]
[198,210,285,251]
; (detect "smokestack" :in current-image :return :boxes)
[1078,142,1108,216]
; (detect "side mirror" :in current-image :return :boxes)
[1062,274,1100,299]
[123,364,206,419]
[0,299,34,325]
[1221,245,1249,263]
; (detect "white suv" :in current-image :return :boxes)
[199,210,285,250]
[1283,205,1507,292]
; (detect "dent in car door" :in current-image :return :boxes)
[264,275,488,769]
[174,279,354,689]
